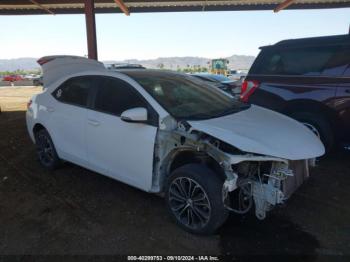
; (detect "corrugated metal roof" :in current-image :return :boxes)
[1,0,349,15]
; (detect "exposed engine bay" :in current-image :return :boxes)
[223,160,309,219]
[152,120,313,220]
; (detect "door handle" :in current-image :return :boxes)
[88,119,100,126]
[345,89,350,94]
[47,106,55,112]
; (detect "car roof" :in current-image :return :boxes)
[193,73,224,78]
[193,73,210,75]
[194,73,230,79]
[192,73,212,77]
[260,34,350,50]
[117,69,187,78]
[106,63,145,69]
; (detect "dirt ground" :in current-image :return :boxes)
[0,86,42,111]
[0,87,349,260]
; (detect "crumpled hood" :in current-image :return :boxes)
[188,105,325,160]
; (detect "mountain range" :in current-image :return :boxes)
[0,54,255,72]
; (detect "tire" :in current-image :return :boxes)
[288,111,334,151]
[34,129,61,170]
[165,164,229,235]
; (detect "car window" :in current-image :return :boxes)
[251,45,349,76]
[53,76,93,107]
[94,77,147,116]
[125,71,249,120]
[323,47,350,76]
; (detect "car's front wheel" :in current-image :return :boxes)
[289,111,334,151]
[165,164,229,235]
[34,128,61,170]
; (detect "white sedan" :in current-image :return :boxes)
[26,56,324,234]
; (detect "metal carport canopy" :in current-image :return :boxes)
[1,0,349,60]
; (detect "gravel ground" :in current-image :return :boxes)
[0,87,349,261]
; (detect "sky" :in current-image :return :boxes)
[0,8,349,60]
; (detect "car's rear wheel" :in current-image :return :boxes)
[289,111,334,151]
[34,129,61,170]
[165,164,228,235]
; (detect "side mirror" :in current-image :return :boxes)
[121,107,148,123]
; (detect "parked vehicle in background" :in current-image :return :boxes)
[33,76,43,86]
[2,75,23,82]
[105,63,145,70]
[242,34,350,151]
[24,74,40,80]
[227,69,247,81]
[209,58,230,75]
[192,73,239,95]
[27,56,324,234]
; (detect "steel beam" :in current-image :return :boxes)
[114,0,130,16]
[274,0,296,12]
[28,0,54,15]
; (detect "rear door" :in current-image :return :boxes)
[86,76,158,191]
[48,76,94,166]
[248,45,341,111]
[334,46,350,142]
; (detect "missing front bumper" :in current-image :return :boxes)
[224,160,310,220]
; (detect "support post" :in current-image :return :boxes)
[84,0,98,60]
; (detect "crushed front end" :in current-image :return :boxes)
[223,158,311,219]
[153,118,319,221]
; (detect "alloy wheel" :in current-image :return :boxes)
[168,177,211,230]
[36,133,54,166]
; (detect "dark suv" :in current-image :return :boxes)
[242,34,350,151]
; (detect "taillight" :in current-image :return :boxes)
[240,80,259,102]
[27,99,32,110]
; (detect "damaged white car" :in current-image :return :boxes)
[26,56,325,234]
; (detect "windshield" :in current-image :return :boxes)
[124,71,249,120]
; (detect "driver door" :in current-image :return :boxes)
[86,76,158,191]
